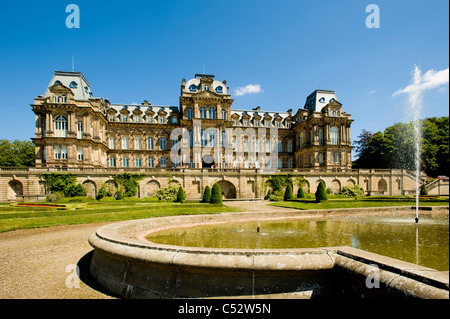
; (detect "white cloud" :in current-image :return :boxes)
[393,67,449,97]
[366,90,377,95]
[234,84,263,97]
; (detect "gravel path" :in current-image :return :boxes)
[0,222,116,299]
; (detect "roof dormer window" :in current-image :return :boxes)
[204,84,210,91]
[215,86,223,93]
[319,97,325,103]
[69,81,78,89]
[189,84,198,92]
[54,80,62,85]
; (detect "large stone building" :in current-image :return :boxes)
[2,71,445,202]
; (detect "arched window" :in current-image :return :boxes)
[160,137,166,150]
[54,116,68,137]
[200,106,207,119]
[134,137,141,150]
[189,84,197,92]
[208,107,216,119]
[147,137,154,150]
[216,86,223,93]
[204,84,210,91]
[330,127,339,145]
[187,107,193,120]
[69,81,78,89]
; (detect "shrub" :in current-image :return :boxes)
[42,172,85,198]
[210,183,222,204]
[420,184,428,196]
[326,187,333,195]
[155,184,179,201]
[315,181,328,203]
[202,186,211,203]
[284,184,294,201]
[65,183,86,197]
[265,189,272,200]
[175,186,186,203]
[297,187,305,199]
[112,173,145,198]
[340,185,365,197]
[269,194,284,202]
[116,191,124,200]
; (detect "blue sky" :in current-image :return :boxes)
[0,0,448,159]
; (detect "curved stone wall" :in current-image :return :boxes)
[89,209,449,299]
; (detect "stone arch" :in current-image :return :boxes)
[315,179,326,191]
[331,179,341,194]
[168,179,181,188]
[7,180,23,201]
[145,180,161,197]
[378,179,388,193]
[104,180,118,197]
[83,180,97,198]
[216,180,237,199]
[301,180,310,193]
[346,179,356,187]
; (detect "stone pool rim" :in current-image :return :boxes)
[89,206,449,299]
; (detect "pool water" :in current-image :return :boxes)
[146,213,449,271]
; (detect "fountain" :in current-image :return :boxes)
[405,65,424,223]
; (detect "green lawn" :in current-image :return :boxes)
[268,196,449,210]
[0,200,242,233]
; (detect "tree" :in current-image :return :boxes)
[202,186,211,203]
[0,140,35,167]
[175,186,186,203]
[315,181,328,203]
[210,183,222,204]
[284,184,293,201]
[420,184,428,196]
[297,187,305,199]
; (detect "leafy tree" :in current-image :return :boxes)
[42,172,85,198]
[420,184,428,196]
[210,183,222,204]
[112,173,145,197]
[284,184,293,201]
[0,140,35,167]
[202,186,211,203]
[315,181,328,203]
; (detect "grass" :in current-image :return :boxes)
[0,200,242,233]
[268,195,449,210]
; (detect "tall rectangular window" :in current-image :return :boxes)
[148,157,154,168]
[109,136,115,149]
[147,137,154,150]
[77,147,84,161]
[135,137,141,150]
[287,140,292,153]
[109,157,116,167]
[160,157,166,168]
[123,157,129,168]
[135,157,142,168]
[61,146,68,160]
[77,121,83,139]
[122,137,128,150]
[54,146,61,159]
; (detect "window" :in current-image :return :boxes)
[221,109,226,120]
[147,137,154,150]
[209,130,216,147]
[135,157,142,168]
[160,137,166,150]
[148,157,154,168]
[109,114,115,122]
[77,121,83,139]
[319,128,324,146]
[204,84,210,91]
[233,137,238,151]
[319,97,325,103]
[159,116,165,124]
[171,137,178,149]
[172,116,178,124]
[54,116,68,137]
[244,138,249,152]
[53,95,59,103]
[147,115,153,123]
[109,157,116,167]
[109,136,115,149]
[61,146,68,160]
[255,158,261,168]
[134,115,141,123]
[160,157,167,167]
[216,86,223,93]
[187,107,193,120]
[319,152,324,164]
[54,80,62,85]
[77,147,83,161]
[286,122,292,129]
[233,118,238,126]
[123,157,129,168]
[276,121,281,128]
[189,161,194,168]
[69,81,78,89]
[135,137,141,150]
[265,139,272,152]
[208,107,216,119]
[54,146,61,159]
[287,158,293,168]
[172,157,179,168]
[122,114,128,122]
[222,130,227,148]
[330,127,339,145]
[266,120,270,127]
[255,119,260,127]
[244,158,249,168]
[255,139,261,152]
[61,95,67,103]
[277,158,282,169]
[201,129,207,147]
[189,84,197,92]
[287,140,292,153]
[244,119,249,126]
[278,140,282,153]
[266,158,271,168]
[122,137,128,150]
[189,130,193,148]
[200,106,207,119]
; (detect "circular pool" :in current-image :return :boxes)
[89,206,449,299]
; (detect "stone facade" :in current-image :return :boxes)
[1,71,444,202]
